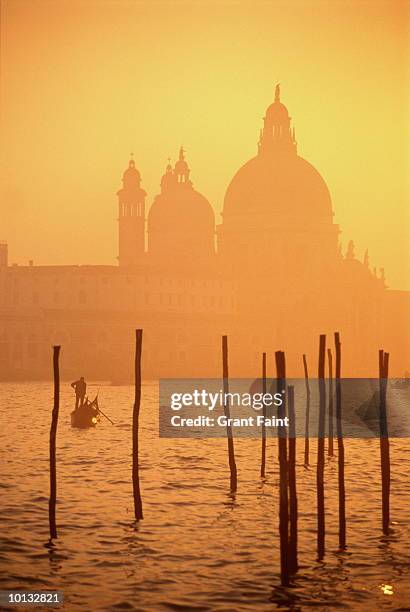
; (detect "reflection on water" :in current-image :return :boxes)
[0,382,409,610]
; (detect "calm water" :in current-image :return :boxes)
[0,382,409,611]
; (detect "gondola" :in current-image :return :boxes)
[71,395,100,429]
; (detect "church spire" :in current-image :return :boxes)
[275,83,280,102]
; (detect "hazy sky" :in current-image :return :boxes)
[1,0,408,288]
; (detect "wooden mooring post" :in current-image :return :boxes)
[222,335,238,493]
[49,345,60,540]
[379,349,390,535]
[287,385,298,574]
[302,354,310,467]
[317,335,326,560]
[132,329,143,521]
[335,332,346,550]
[327,348,334,457]
[260,352,267,478]
[275,350,289,586]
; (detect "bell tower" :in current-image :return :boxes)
[117,157,147,266]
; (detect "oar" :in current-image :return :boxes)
[97,407,115,425]
[91,391,115,425]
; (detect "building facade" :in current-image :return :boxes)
[1,87,408,380]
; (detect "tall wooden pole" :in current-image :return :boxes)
[222,335,238,493]
[133,329,143,521]
[317,335,326,560]
[302,354,310,467]
[275,350,289,586]
[335,332,346,550]
[327,348,334,457]
[379,349,390,534]
[287,385,298,574]
[260,352,267,478]
[49,345,60,540]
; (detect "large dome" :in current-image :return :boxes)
[223,153,333,222]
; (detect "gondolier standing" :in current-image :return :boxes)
[71,376,87,409]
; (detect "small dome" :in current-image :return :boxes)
[160,162,175,191]
[174,159,189,174]
[265,101,290,123]
[122,159,141,186]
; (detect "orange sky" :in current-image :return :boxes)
[1,0,408,289]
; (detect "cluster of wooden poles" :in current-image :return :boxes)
[221,331,391,585]
[48,329,391,588]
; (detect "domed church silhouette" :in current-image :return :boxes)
[1,85,408,379]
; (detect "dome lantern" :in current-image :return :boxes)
[122,155,141,188]
[259,84,297,155]
[174,146,190,184]
[161,157,176,192]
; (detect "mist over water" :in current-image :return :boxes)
[0,382,409,610]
